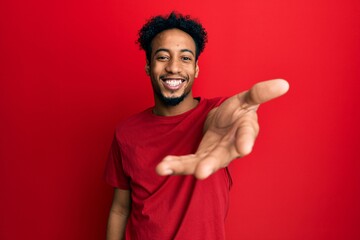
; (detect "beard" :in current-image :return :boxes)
[151,72,191,106]
[155,90,190,106]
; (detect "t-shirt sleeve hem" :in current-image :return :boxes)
[103,174,131,190]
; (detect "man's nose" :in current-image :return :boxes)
[165,59,181,74]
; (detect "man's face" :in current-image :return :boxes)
[146,28,199,106]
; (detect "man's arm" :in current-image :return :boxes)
[156,79,290,179]
[106,188,131,240]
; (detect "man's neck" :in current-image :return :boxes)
[153,94,199,116]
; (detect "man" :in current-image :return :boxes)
[104,12,289,240]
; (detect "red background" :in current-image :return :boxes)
[1,0,359,239]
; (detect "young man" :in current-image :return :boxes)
[104,12,289,240]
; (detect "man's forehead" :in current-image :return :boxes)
[151,28,196,50]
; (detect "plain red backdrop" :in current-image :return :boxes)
[1,0,359,239]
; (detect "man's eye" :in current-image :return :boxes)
[157,56,169,61]
[182,56,192,61]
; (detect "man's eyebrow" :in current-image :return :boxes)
[154,48,195,56]
[180,49,195,56]
[154,48,170,55]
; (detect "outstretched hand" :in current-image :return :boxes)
[156,79,289,179]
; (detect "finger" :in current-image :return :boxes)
[235,128,257,157]
[234,114,259,157]
[211,79,288,127]
[195,144,232,179]
[244,79,289,106]
[155,155,197,176]
[194,156,218,180]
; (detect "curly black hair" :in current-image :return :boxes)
[137,12,208,62]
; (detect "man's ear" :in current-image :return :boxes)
[145,61,150,76]
[195,61,199,78]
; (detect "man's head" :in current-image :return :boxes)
[137,12,208,63]
[137,12,207,107]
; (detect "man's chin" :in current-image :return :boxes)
[158,93,188,106]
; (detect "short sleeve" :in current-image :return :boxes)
[103,135,130,190]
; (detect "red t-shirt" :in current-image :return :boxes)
[104,97,232,240]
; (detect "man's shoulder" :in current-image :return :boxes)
[115,107,152,133]
[200,96,227,108]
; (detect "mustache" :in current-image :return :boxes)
[160,74,188,81]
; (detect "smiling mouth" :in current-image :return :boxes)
[161,77,186,90]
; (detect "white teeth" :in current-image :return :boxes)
[165,80,182,87]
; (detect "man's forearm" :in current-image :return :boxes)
[106,209,130,240]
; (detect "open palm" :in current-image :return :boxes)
[156,79,289,179]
